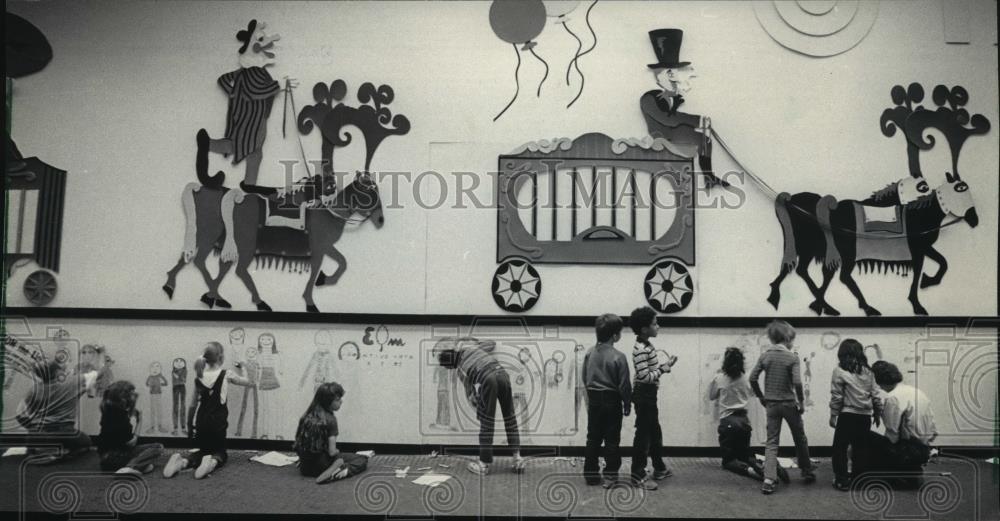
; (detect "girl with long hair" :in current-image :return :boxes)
[98,380,164,475]
[293,382,369,483]
[829,338,883,490]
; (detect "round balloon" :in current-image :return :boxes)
[543,0,579,18]
[490,0,547,44]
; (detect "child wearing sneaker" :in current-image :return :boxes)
[434,337,525,476]
[829,339,882,490]
[628,306,676,490]
[582,314,632,488]
[749,320,815,494]
[163,342,250,479]
[293,382,369,483]
[97,380,164,475]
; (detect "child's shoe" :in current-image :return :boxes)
[651,469,673,480]
[761,479,776,495]
[802,470,817,484]
[776,465,790,484]
[162,453,186,478]
[833,477,851,491]
[194,456,218,479]
[316,458,346,484]
[600,475,618,489]
[140,463,155,474]
[115,467,142,477]
[466,461,489,476]
[512,455,527,474]
[631,476,658,490]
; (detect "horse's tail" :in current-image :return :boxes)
[817,195,841,271]
[775,192,797,272]
[181,182,201,262]
[196,128,225,189]
[220,188,244,264]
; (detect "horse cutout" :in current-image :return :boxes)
[767,84,990,316]
[164,80,409,312]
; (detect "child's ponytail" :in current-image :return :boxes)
[194,357,206,380]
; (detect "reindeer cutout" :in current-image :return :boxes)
[164,79,410,312]
[767,84,990,316]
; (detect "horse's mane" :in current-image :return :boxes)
[866,182,899,204]
[904,192,936,210]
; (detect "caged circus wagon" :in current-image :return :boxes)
[492,132,699,313]
[4,157,67,306]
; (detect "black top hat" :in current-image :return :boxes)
[6,13,53,78]
[236,19,258,54]
[647,29,690,69]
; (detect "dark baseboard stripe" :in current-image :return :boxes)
[5,307,999,329]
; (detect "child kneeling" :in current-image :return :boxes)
[294,382,369,483]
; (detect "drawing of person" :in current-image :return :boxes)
[431,365,457,430]
[299,345,335,393]
[256,333,282,439]
[145,362,169,433]
[171,358,188,435]
[234,346,260,438]
[80,344,112,398]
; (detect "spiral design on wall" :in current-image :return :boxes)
[753,1,879,57]
[536,475,578,515]
[421,475,464,514]
[850,475,894,514]
[949,344,998,432]
[106,476,149,513]
[355,476,397,514]
[918,475,962,515]
[37,475,82,514]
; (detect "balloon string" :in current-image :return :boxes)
[528,46,549,97]
[493,43,521,122]
[562,22,583,85]
[566,0,599,108]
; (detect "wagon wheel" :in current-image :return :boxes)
[24,269,58,306]
[491,259,541,312]
[643,259,693,314]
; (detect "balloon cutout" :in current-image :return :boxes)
[6,13,53,78]
[554,0,599,108]
[490,0,549,121]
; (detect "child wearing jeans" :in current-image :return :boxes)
[628,306,676,490]
[163,342,250,479]
[434,337,525,476]
[582,314,632,488]
[829,339,882,490]
[293,382,369,483]
[98,380,164,475]
[749,320,815,494]
[16,358,98,464]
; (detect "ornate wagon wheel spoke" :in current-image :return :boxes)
[643,259,692,314]
[24,270,58,306]
[492,259,542,312]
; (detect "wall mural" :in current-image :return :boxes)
[767,84,990,316]
[162,20,409,312]
[753,0,879,58]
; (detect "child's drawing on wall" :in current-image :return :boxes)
[80,344,112,398]
[171,357,188,435]
[300,331,336,393]
[430,365,458,431]
[256,333,282,439]
[145,361,170,433]
[234,346,260,438]
[801,351,816,409]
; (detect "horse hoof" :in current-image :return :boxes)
[162,285,174,299]
[808,301,824,315]
[200,293,215,309]
[823,305,841,317]
[214,297,232,309]
[913,305,928,316]
[919,277,939,289]
[766,290,780,310]
[315,271,327,286]
[864,306,881,317]
[306,304,320,313]
[257,302,272,312]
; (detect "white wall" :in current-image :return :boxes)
[3,317,995,447]
[5,0,998,316]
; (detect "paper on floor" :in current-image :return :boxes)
[412,473,452,487]
[250,451,300,466]
[3,447,28,457]
[356,450,375,458]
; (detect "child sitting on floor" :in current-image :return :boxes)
[98,380,164,475]
[163,341,250,479]
[293,382,369,483]
[16,358,98,463]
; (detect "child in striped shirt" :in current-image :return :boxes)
[628,306,677,490]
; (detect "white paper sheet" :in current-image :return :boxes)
[412,473,452,487]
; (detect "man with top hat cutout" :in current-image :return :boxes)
[197,19,282,195]
[640,29,726,188]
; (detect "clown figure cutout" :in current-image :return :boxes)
[197,20,282,195]
[640,29,725,189]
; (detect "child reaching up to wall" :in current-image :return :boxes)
[829,339,882,491]
[293,382,370,483]
[16,358,98,463]
[163,342,251,479]
[98,380,164,475]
